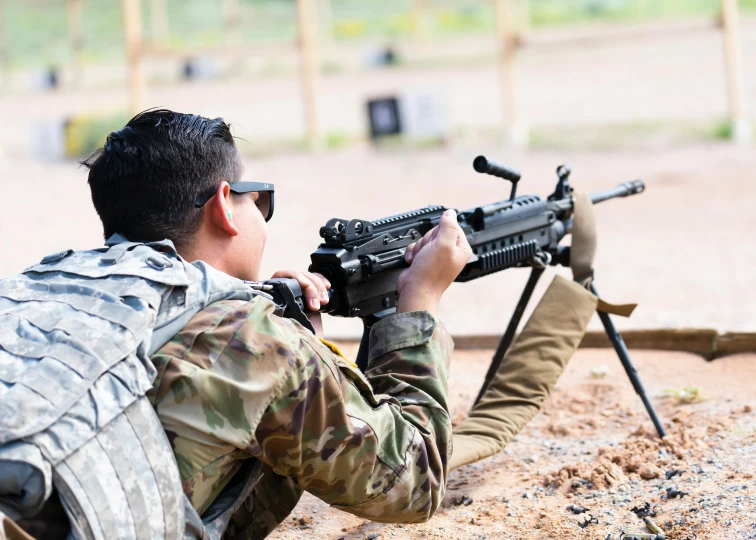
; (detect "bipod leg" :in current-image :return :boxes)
[590,282,667,438]
[473,266,545,406]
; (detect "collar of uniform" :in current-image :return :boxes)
[105,233,179,258]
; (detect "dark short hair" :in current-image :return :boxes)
[82,109,243,247]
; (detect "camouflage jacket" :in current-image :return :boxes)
[147,296,454,538]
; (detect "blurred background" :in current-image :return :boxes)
[0,0,754,339]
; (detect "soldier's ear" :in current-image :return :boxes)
[209,182,239,237]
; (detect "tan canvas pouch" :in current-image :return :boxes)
[571,192,635,316]
[570,192,597,287]
[449,275,598,470]
[1,514,35,540]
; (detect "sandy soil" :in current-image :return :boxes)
[269,345,756,540]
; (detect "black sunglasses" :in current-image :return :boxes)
[194,181,275,222]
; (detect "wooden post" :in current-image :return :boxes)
[494,0,526,146]
[122,0,146,114]
[413,0,429,41]
[720,0,750,142]
[296,0,320,147]
[222,0,242,45]
[149,0,169,49]
[67,0,84,87]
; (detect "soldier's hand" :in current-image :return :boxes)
[396,209,472,315]
[270,270,331,311]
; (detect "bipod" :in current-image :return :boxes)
[473,267,667,439]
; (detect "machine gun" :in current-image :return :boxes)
[266,156,666,438]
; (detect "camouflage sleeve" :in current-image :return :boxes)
[150,296,454,525]
[251,309,455,523]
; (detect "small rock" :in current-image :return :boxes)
[366,534,381,540]
[452,495,473,506]
[590,364,610,379]
[567,504,588,514]
[523,492,531,499]
[639,465,662,480]
[666,487,688,499]
[619,484,628,492]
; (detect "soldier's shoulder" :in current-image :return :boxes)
[174,295,277,334]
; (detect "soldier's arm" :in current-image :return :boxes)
[250,306,454,523]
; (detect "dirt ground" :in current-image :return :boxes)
[269,345,756,540]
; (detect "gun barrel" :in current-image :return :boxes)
[590,179,645,204]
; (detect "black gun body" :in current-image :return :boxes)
[310,209,441,318]
[310,178,644,321]
[310,195,575,319]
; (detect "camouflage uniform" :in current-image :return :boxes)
[148,295,454,538]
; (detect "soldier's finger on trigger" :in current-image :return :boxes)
[303,271,328,296]
[305,271,330,303]
[294,273,320,309]
[311,272,331,289]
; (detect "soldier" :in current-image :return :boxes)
[0,109,471,540]
[105,110,471,537]
[1,110,599,540]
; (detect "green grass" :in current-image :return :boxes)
[2,0,755,69]
[63,111,130,158]
[527,118,753,150]
[48,113,752,160]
